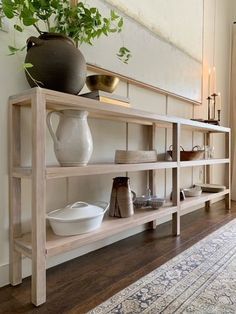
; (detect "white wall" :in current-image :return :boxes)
[0,0,234,287]
[85,0,203,102]
[105,0,203,61]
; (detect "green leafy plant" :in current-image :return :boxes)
[0,0,131,63]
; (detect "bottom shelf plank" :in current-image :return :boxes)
[14,204,176,257]
[14,190,229,259]
[180,189,230,211]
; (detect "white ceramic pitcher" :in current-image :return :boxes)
[46,109,93,166]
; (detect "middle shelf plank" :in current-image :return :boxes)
[12,159,230,179]
[180,158,229,167]
[13,162,177,179]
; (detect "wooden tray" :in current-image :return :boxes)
[115,150,157,164]
[195,183,226,193]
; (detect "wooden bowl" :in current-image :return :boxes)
[115,150,157,164]
[86,75,120,93]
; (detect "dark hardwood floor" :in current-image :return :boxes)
[1,201,236,314]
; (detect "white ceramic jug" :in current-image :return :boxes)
[46,109,93,166]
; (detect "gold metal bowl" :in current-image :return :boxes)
[86,75,120,93]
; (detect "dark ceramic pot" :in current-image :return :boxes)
[25,33,86,94]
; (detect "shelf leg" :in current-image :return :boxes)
[31,90,47,306]
[172,123,180,236]
[9,104,22,285]
[172,211,180,236]
[172,168,180,236]
[149,220,157,229]
[148,123,158,230]
[225,132,231,210]
[225,194,231,211]
[9,178,22,285]
[205,201,211,211]
[204,133,211,211]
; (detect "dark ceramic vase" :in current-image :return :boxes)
[109,177,135,218]
[25,33,86,94]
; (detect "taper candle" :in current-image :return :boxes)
[211,66,216,94]
[208,69,211,96]
[217,92,221,110]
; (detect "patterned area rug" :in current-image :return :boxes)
[88,219,236,313]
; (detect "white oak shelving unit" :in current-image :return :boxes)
[9,87,231,306]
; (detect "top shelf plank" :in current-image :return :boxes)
[9,88,230,133]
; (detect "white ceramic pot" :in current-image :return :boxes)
[46,109,93,166]
[46,201,109,236]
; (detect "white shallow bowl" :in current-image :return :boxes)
[183,187,202,197]
[134,195,151,208]
[149,198,166,209]
[46,201,109,236]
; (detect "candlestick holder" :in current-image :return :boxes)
[217,109,221,122]
[211,93,218,120]
[207,96,211,120]
[204,93,219,125]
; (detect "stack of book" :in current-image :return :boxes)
[80,90,130,108]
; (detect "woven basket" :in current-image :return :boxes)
[167,145,204,161]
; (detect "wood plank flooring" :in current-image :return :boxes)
[0,201,236,314]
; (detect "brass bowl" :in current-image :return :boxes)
[86,75,120,93]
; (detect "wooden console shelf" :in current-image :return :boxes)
[12,159,229,179]
[9,87,231,306]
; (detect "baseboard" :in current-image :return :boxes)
[0,263,10,288]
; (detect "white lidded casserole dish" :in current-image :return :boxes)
[46,201,109,236]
